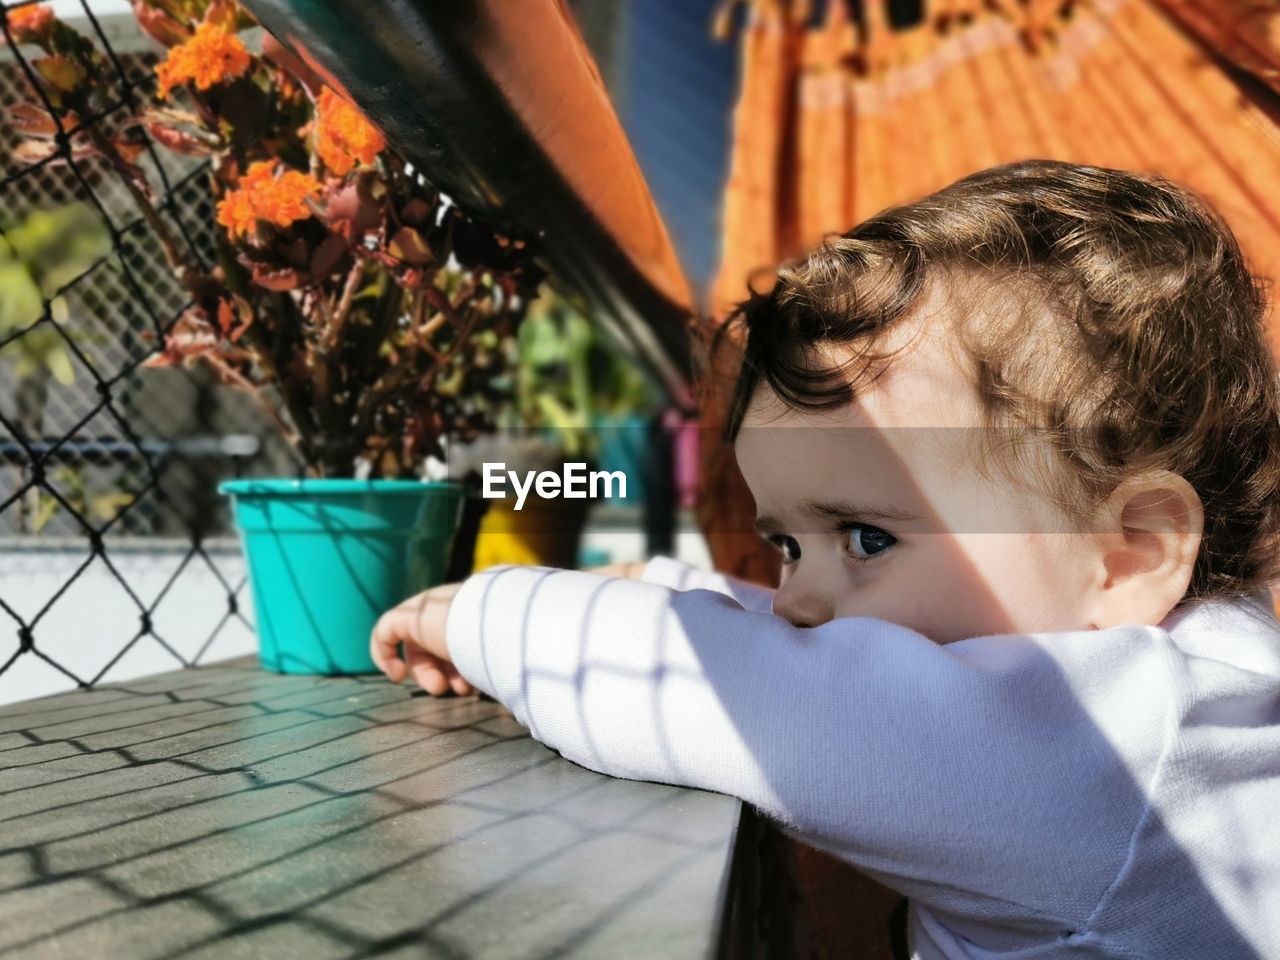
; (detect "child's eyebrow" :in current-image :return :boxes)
[754,500,923,534]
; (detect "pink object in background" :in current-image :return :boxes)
[665,409,700,510]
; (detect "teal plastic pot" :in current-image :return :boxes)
[595,413,649,504]
[218,479,465,675]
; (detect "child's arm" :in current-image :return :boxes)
[377,563,1179,922]
[370,558,772,695]
[584,555,776,613]
[630,555,776,614]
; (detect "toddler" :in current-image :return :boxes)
[371,161,1280,959]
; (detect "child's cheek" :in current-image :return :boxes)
[948,532,1095,637]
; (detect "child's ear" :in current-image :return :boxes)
[1087,471,1204,629]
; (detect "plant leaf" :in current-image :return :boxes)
[309,233,350,281]
[7,102,62,138]
[32,494,60,534]
[0,260,43,334]
[249,264,305,292]
[146,122,215,156]
[45,345,75,385]
[387,226,433,266]
[325,177,382,238]
[131,0,191,47]
[35,55,88,94]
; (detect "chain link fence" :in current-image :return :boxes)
[0,0,682,704]
[0,1,298,697]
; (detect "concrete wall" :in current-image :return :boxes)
[0,514,715,706]
[0,539,257,706]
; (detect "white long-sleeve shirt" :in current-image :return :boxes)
[445,556,1280,959]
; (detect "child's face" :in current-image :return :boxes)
[734,315,1104,643]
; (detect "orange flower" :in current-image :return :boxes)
[239,158,278,190]
[6,4,55,42]
[215,187,258,238]
[217,161,321,238]
[313,87,385,176]
[155,21,250,100]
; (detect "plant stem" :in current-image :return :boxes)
[352,279,402,384]
[255,293,322,464]
[435,282,483,368]
[329,257,364,351]
[307,289,334,450]
[83,123,199,292]
[406,289,429,365]
[349,363,416,457]
[203,351,303,455]
[419,311,447,348]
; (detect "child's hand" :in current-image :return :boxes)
[370,582,475,696]
[370,564,643,696]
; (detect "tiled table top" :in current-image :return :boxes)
[0,657,742,959]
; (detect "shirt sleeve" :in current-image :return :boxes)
[445,563,1177,926]
[637,555,776,614]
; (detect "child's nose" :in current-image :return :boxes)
[771,566,836,628]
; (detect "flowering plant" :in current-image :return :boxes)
[4,0,544,477]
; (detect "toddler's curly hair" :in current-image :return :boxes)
[724,160,1280,602]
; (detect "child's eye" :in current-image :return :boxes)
[843,524,896,561]
[770,535,801,564]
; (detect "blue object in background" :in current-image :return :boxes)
[577,546,614,568]
[606,0,738,298]
[595,412,651,504]
[219,479,464,674]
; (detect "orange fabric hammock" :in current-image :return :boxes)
[701,0,1280,586]
[712,0,1280,339]
[1154,0,1280,101]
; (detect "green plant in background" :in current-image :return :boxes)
[0,203,112,387]
[507,287,657,460]
[30,464,140,534]
[0,203,116,533]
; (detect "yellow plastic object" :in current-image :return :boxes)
[472,498,588,571]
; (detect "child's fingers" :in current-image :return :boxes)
[443,663,475,696]
[403,646,474,697]
[369,606,413,682]
[406,645,452,696]
[371,583,461,690]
